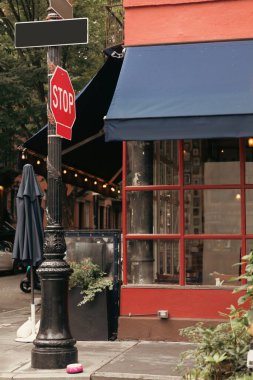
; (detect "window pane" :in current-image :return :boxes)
[127,191,179,234]
[185,240,203,284]
[156,240,179,284]
[246,240,253,254]
[184,189,203,234]
[127,141,154,186]
[185,189,241,234]
[127,239,179,284]
[245,139,253,183]
[127,240,154,284]
[246,190,253,234]
[126,141,178,186]
[185,239,241,286]
[184,139,240,185]
[154,141,178,185]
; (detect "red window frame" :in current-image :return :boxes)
[122,138,252,285]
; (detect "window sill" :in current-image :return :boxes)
[122,284,235,290]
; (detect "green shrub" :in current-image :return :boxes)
[178,313,250,379]
[178,250,253,379]
[68,258,113,306]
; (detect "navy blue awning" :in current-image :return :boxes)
[104,40,253,141]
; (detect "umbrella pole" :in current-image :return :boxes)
[30,266,36,336]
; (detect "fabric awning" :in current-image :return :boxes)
[104,40,253,141]
[23,46,123,185]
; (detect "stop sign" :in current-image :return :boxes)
[50,66,76,140]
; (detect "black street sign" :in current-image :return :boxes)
[50,0,73,19]
[15,18,88,48]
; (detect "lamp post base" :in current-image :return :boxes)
[31,253,77,369]
[31,346,78,369]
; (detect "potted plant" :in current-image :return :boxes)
[68,258,114,341]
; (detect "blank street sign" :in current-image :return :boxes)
[15,18,88,48]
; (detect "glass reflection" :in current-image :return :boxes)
[184,139,239,185]
[126,141,178,186]
[127,191,179,234]
[246,190,253,234]
[185,239,241,286]
[184,189,241,234]
[127,240,179,285]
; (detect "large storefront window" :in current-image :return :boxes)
[124,139,253,286]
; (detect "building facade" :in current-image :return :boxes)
[104,0,253,340]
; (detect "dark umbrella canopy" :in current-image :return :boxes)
[13,164,44,267]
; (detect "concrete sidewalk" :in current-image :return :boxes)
[0,308,192,380]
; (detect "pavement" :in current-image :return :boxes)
[0,306,193,380]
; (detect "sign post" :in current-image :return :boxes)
[50,0,73,19]
[14,4,88,370]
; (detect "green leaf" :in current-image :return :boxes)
[237,295,249,305]
[247,309,253,322]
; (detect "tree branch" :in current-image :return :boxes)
[7,0,21,22]
[0,7,14,41]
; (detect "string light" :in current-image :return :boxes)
[20,149,119,197]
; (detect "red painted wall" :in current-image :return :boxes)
[121,0,250,323]
[120,287,240,319]
[124,0,253,46]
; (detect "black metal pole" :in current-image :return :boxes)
[31,7,77,369]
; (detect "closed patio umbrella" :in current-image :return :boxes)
[13,164,44,341]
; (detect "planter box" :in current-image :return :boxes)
[68,287,114,341]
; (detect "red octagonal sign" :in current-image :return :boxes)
[50,66,76,140]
